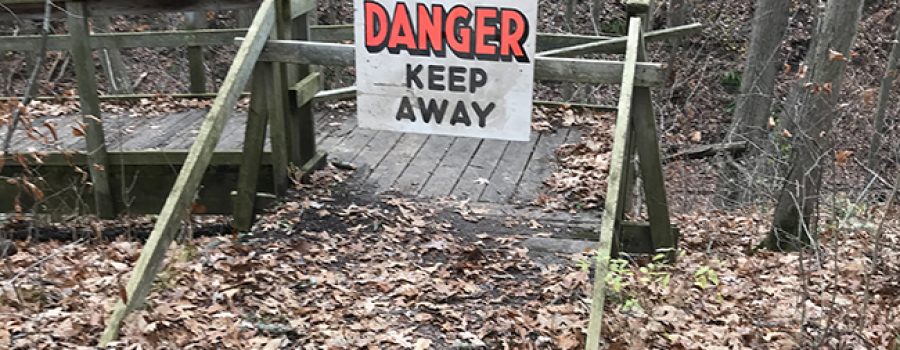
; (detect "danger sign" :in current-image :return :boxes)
[354,0,538,141]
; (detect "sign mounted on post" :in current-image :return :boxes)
[354,0,538,141]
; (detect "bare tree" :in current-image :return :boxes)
[766,0,865,251]
[718,0,790,207]
[866,11,900,171]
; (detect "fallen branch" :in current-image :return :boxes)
[663,141,748,163]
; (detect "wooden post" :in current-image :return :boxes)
[99,0,276,344]
[584,17,643,350]
[93,16,133,94]
[233,62,275,230]
[185,12,208,93]
[67,1,115,219]
[283,0,319,165]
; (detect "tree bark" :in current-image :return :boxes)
[866,13,900,171]
[717,0,790,207]
[766,0,865,251]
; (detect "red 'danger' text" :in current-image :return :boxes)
[364,1,530,62]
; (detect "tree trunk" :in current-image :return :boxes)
[766,0,865,251]
[93,16,133,94]
[866,13,900,171]
[717,0,790,207]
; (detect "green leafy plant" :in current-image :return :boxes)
[693,265,719,289]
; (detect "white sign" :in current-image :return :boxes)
[354,0,537,141]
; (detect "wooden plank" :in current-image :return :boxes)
[0,29,248,51]
[290,0,315,18]
[631,31,675,259]
[450,139,507,200]
[284,8,318,165]
[538,23,702,58]
[317,114,357,151]
[390,135,453,194]
[254,40,668,86]
[185,12,208,93]
[350,130,403,178]
[290,72,322,106]
[329,127,377,163]
[481,136,539,203]
[584,17,642,350]
[233,62,274,231]
[67,1,115,219]
[419,137,481,198]
[0,0,261,19]
[513,129,570,202]
[118,111,201,150]
[99,0,276,344]
[0,151,274,215]
[367,133,428,192]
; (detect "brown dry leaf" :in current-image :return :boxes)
[72,125,86,137]
[414,338,433,350]
[828,49,847,62]
[782,129,793,138]
[835,150,853,167]
[689,131,702,142]
[861,88,879,107]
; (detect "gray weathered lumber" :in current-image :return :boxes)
[254,40,667,86]
[450,139,507,200]
[233,62,274,231]
[420,137,481,198]
[481,135,538,203]
[1,0,260,19]
[67,1,115,219]
[585,17,642,350]
[538,23,702,58]
[392,135,454,194]
[351,130,403,179]
[368,133,429,192]
[184,12,208,93]
[99,0,275,344]
[513,129,569,202]
[0,29,247,51]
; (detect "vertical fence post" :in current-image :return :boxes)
[185,12,208,93]
[66,1,115,218]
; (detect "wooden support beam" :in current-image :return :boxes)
[67,1,115,219]
[0,151,274,215]
[0,29,247,51]
[584,17,643,350]
[184,12,208,93]
[567,222,681,254]
[631,31,675,261]
[99,0,276,344]
[252,40,668,86]
[537,23,702,58]
[290,0,315,18]
[0,0,261,19]
[290,72,322,106]
[234,63,274,231]
[283,8,319,166]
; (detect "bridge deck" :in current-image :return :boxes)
[9,107,580,204]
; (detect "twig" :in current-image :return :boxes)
[859,171,899,330]
[2,0,52,155]
[3,238,85,284]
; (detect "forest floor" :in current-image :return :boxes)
[1,0,899,349]
[1,166,898,349]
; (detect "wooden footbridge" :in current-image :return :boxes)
[0,0,698,348]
